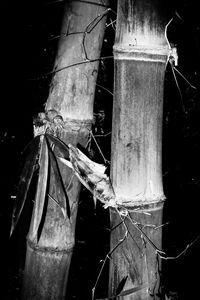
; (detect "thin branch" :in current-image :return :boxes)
[85,9,111,34]
[47,193,66,218]
[161,234,200,260]
[30,56,113,81]
[93,131,112,138]
[82,9,111,60]
[49,30,85,41]
[127,210,200,261]
[173,66,197,89]
[49,7,110,49]
[127,212,165,256]
[92,215,128,300]
[90,130,110,164]
[170,62,186,113]
[106,18,116,30]
[96,83,113,96]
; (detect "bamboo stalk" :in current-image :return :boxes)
[22,1,109,299]
[109,0,169,299]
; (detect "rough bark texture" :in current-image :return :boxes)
[22,1,109,299]
[109,0,169,299]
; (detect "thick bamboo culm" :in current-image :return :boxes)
[22,1,108,299]
[109,0,170,299]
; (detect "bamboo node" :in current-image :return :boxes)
[113,45,169,63]
[63,118,93,131]
[27,237,74,254]
[33,109,64,137]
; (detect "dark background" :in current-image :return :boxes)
[1,0,200,299]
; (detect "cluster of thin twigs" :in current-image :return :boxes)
[81,132,200,299]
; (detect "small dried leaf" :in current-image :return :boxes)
[116,276,128,296]
[119,284,148,297]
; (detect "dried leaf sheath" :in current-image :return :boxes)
[59,144,116,208]
[32,135,49,241]
[10,136,40,237]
